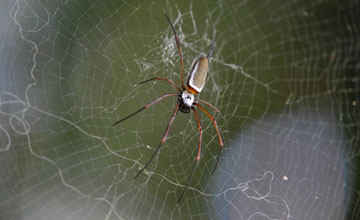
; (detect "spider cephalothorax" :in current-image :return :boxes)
[179,90,194,113]
[113,14,223,202]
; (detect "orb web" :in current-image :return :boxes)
[0,0,359,219]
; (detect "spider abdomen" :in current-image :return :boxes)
[186,57,208,95]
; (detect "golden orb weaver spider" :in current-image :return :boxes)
[113,14,223,202]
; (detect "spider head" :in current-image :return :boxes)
[179,90,194,113]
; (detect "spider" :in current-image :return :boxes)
[113,14,223,202]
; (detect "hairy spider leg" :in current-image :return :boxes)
[139,77,181,93]
[177,108,202,202]
[194,103,223,175]
[195,98,226,121]
[112,93,178,126]
[194,98,220,113]
[134,100,180,179]
[165,14,185,91]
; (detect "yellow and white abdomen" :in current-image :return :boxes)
[186,57,208,95]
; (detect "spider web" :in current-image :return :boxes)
[1,0,359,219]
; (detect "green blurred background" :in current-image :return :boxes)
[1,0,359,219]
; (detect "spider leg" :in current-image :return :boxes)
[195,98,220,112]
[165,14,185,91]
[212,147,222,176]
[194,103,223,175]
[134,100,180,179]
[195,98,226,121]
[177,108,202,202]
[112,93,178,126]
[139,77,181,93]
[206,27,216,61]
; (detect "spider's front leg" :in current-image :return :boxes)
[177,107,203,202]
[194,103,223,175]
[134,99,180,179]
